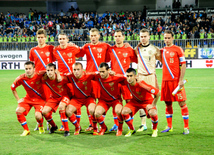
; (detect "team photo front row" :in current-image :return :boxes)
[11,61,188,138]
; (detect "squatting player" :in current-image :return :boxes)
[93,62,126,135]
[134,28,161,132]
[41,63,71,134]
[160,30,189,134]
[65,62,97,136]
[11,61,46,136]
[118,68,160,137]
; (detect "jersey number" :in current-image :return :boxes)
[68,58,73,64]
[170,58,174,63]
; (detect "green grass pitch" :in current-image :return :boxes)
[0,69,213,155]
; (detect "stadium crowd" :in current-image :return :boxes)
[0,8,214,43]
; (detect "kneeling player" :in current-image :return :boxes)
[118,68,160,137]
[65,62,96,136]
[11,61,46,136]
[42,63,70,134]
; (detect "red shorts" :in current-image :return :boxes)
[69,97,96,110]
[97,99,122,113]
[18,97,46,116]
[124,99,154,118]
[45,96,70,112]
[161,80,187,102]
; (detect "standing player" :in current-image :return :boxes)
[134,28,161,132]
[76,28,111,131]
[29,28,55,73]
[107,29,137,131]
[64,62,97,136]
[53,31,81,131]
[118,68,160,137]
[11,61,46,136]
[94,62,126,135]
[41,63,70,134]
[29,28,55,131]
[160,30,189,134]
[53,32,81,73]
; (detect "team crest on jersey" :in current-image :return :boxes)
[170,52,175,57]
[97,48,102,53]
[57,85,62,88]
[136,91,141,95]
[45,52,50,57]
[36,81,40,84]
[63,52,66,55]
[118,51,121,54]
[144,49,146,51]
[31,82,34,84]
[82,81,87,85]
[123,53,128,57]
[67,52,72,57]
[109,82,114,87]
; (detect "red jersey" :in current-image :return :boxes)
[53,45,81,73]
[77,42,110,72]
[66,73,95,99]
[11,72,45,101]
[161,45,186,81]
[42,74,69,99]
[126,80,159,103]
[108,45,137,75]
[29,45,55,72]
[95,75,126,101]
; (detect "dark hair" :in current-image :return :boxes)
[99,62,110,70]
[24,61,35,68]
[164,30,174,37]
[73,62,83,69]
[115,29,125,36]
[47,63,56,69]
[126,68,136,75]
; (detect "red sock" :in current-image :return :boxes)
[165,102,173,128]
[122,114,134,130]
[37,117,43,127]
[68,114,79,128]
[117,115,123,131]
[76,108,81,125]
[59,110,69,131]
[112,110,119,126]
[180,104,189,129]
[44,112,56,127]
[86,109,92,125]
[151,115,158,130]
[96,115,106,129]
[16,112,29,131]
[91,115,98,131]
